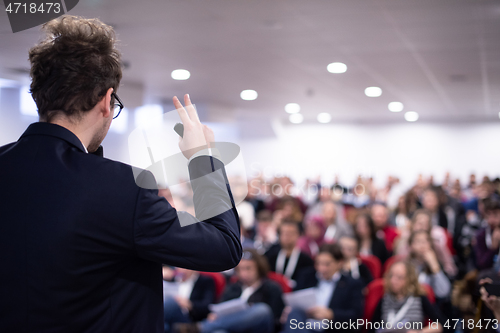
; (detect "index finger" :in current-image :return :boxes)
[173,96,191,124]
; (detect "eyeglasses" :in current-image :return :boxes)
[111,92,124,119]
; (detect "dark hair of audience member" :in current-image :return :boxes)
[279,218,304,235]
[256,209,273,222]
[239,248,270,279]
[318,243,344,262]
[354,212,377,244]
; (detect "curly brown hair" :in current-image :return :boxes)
[384,260,425,297]
[28,15,122,122]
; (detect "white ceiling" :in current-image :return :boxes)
[1,0,500,125]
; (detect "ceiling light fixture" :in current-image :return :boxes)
[285,103,301,114]
[365,86,382,97]
[404,111,419,122]
[327,62,347,74]
[171,69,191,80]
[240,90,258,101]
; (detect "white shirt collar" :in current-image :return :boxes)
[318,271,342,284]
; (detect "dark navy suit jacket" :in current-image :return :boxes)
[311,273,364,332]
[0,122,242,332]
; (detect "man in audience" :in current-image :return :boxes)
[321,201,353,244]
[162,267,216,333]
[339,236,373,287]
[281,243,364,333]
[474,199,500,271]
[371,203,399,253]
[175,249,284,333]
[265,220,315,290]
[253,210,279,254]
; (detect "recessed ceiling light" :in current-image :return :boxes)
[317,112,331,123]
[289,113,303,124]
[285,103,301,114]
[240,90,258,101]
[388,102,404,112]
[171,69,190,80]
[365,86,382,97]
[404,111,419,122]
[327,62,347,74]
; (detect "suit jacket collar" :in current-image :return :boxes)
[19,122,87,153]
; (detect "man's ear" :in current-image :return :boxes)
[101,87,114,118]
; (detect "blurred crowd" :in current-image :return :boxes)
[160,173,500,333]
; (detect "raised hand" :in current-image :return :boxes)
[173,94,212,159]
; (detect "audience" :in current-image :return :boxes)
[422,187,449,231]
[174,249,284,333]
[253,210,279,255]
[371,203,399,253]
[474,199,500,271]
[408,230,452,300]
[265,220,315,290]
[281,243,364,333]
[162,267,216,333]
[394,209,457,278]
[320,200,354,243]
[297,217,326,260]
[369,260,446,333]
[354,213,390,264]
[165,172,500,332]
[339,236,374,287]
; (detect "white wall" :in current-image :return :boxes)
[240,121,500,189]
[2,86,499,190]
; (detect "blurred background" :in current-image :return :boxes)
[1,0,499,189]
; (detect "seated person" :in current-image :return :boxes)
[370,260,446,333]
[480,278,500,324]
[265,220,315,290]
[281,243,364,333]
[297,217,326,260]
[320,201,354,244]
[339,236,373,287]
[174,249,284,333]
[408,231,452,300]
[474,199,500,271]
[371,203,399,254]
[162,267,216,333]
[253,210,279,254]
[394,209,457,278]
[354,213,390,264]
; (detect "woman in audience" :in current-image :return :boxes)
[369,260,446,333]
[422,187,449,230]
[392,194,412,230]
[174,249,284,333]
[297,216,326,260]
[394,209,457,278]
[408,230,452,300]
[354,213,389,264]
[339,236,373,287]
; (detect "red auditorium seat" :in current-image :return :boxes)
[200,272,226,302]
[359,255,382,279]
[267,271,293,293]
[363,278,436,332]
[446,230,457,255]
